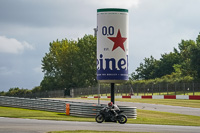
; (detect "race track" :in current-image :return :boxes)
[1,117,200,133]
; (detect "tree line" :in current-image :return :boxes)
[0,86,41,97]
[129,33,200,85]
[1,33,200,96]
[0,35,97,96]
[40,35,97,93]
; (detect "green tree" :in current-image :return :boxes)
[154,52,181,77]
[131,56,158,80]
[176,39,196,76]
[189,34,200,79]
[76,35,97,87]
[31,86,41,93]
[131,33,200,82]
[41,35,97,91]
[5,87,31,97]
[0,91,5,96]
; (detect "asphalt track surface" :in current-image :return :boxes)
[1,117,200,133]
[62,99,200,116]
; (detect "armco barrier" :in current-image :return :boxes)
[0,96,137,118]
[0,96,66,112]
[66,103,137,118]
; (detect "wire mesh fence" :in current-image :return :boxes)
[4,90,65,98]
[2,83,200,98]
[72,82,200,97]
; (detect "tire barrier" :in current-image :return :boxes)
[0,96,137,118]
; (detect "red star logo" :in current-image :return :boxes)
[108,29,127,51]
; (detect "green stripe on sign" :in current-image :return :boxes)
[97,8,128,13]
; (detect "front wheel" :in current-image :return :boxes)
[117,115,127,124]
[95,114,105,123]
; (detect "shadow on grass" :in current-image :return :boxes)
[57,113,66,116]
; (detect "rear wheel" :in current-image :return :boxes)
[117,115,127,124]
[95,114,105,123]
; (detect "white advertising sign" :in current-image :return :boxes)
[97,8,129,83]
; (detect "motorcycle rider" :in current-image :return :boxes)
[107,102,120,117]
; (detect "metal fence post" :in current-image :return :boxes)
[175,83,176,95]
[193,82,195,96]
[167,83,169,95]
[159,84,160,95]
[184,83,185,95]
[98,83,100,105]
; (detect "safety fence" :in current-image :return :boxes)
[0,96,137,118]
[2,83,200,98]
[73,82,200,97]
[3,90,65,99]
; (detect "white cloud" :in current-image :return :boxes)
[0,66,20,76]
[33,65,42,74]
[0,36,34,54]
[90,0,139,9]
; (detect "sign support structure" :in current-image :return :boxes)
[111,83,115,104]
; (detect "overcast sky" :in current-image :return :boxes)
[0,0,200,91]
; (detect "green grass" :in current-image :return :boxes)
[1,106,200,126]
[136,109,200,126]
[0,106,94,122]
[47,131,150,133]
[116,98,200,108]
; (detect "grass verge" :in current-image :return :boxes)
[78,98,200,108]
[0,106,94,122]
[115,98,200,108]
[1,106,200,126]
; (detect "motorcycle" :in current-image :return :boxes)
[95,107,127,124]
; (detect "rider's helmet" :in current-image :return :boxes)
[108,102,113,107]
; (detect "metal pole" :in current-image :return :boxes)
[111,83,115,104]
[184,83,185,95]
[167,83,168,95]
[94,28,97,37]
